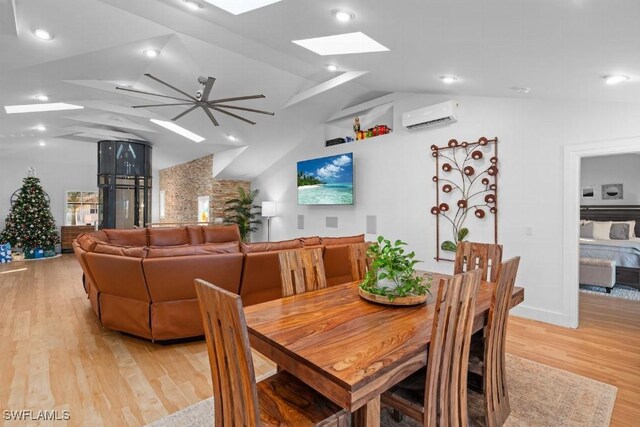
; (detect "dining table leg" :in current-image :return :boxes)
[352,396,381,427]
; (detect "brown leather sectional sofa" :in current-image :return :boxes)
[72,225,364,341]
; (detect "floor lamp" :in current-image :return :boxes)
[261,201,277,242]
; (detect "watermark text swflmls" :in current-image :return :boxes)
[3,409,70,421]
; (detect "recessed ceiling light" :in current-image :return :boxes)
[183,0,203,10]
[293,32,389,56]
[35,125,47,131]
[4,103,84,114]
[150,119,205,143]
[39,141,46,147]
[143,49,160,58]
[602,74,630,85]
[440,76,459,84]
[326,64,338,72]
[332,9,355,22]
[227,134,238,141]
[33,28,54,40]
[34,94,49,101]
[202,0,282,15]
[510,86,531,94]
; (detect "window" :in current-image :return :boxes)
[65,191,99,226]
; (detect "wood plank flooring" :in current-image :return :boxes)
[0,255,638,426]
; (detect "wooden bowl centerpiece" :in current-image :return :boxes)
[358,236,431,306]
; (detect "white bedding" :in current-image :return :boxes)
[579,238,640,268]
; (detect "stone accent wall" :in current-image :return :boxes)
[159,155,251,224]
[211,180,251,219]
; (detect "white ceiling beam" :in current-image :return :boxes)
[284,71,368,109]
[63,114,157,132]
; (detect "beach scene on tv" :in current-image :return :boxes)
[297,153,354,205]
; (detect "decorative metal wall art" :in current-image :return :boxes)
[431,137,499,261]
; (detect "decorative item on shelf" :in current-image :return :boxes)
[358,236,431,306]
[431,136,499,262]
[0,242,11,263]
[325,137,347,147]
[353,116,361,136]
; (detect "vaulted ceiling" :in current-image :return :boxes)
[1,0,638,178]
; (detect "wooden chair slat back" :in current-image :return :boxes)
[424,269,482,427]
[454,242,503,282]
[484,257,520,427]
[348,242,372,282]
[194,279,260,427]
[279,248,327,297]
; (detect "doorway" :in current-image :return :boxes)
[563,137,640,328]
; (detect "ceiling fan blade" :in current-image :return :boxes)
[116,86,191,102]
[132,102,195,108]
[209,94,265,104]
[144,73,198,101]
[201,106,219,126]
[172,105,199,121]
[201,77,216,101]
[210,106,256,125]
[215,104,275,116]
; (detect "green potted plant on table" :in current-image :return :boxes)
[359,236,431,305]
[223,187,262,243]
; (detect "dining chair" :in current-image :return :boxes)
[381,269,482,426]
[468,256,520,427]
[194,279,350,426]
[279,248,327,297]
[454,241,503,282]
[348,242,371,281]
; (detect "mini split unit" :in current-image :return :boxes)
[402,100,458,130]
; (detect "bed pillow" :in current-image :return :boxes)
[591,221,612,240]
[610,223,630,240]
[580,222,594,239]
[612,220,636,239]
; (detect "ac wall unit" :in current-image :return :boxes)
[402,100,458,130]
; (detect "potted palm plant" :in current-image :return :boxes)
[359,236,431,305]
[223,187,262,243]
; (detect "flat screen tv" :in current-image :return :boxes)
[297,152,354,205]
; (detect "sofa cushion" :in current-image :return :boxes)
[148,227,190,246]
[241,239,302,254]
[321,234,365,246]
[147,245,195,258]
[103,229,148,246]
[203,225,241,243]
[187,226,204,245]
[93,242,147,258]
[299,236,321,246]
[147,242,240,258]
[195,242,240,255]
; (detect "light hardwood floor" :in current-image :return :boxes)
[0,255,638,426]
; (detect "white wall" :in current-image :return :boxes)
[580,154,640,205]
[0,155,97,235]
[251,94,640,327]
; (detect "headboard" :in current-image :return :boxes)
[580,205,640,237]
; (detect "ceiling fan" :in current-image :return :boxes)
[115,74,274,126]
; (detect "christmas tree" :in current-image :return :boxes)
[0,176,60,252]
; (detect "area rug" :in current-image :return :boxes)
[580,284,640,301]
[147,354,616,427]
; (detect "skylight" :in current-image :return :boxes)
[4,103,84,114]
[150,119,205,143]
[202,0,282,15]
[292,32,389,56]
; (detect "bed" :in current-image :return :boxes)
[580,205,640,291]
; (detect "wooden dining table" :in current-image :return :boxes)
[244,274,525,426]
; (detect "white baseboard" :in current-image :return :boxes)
[510,304,576,328]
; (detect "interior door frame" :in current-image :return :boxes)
[563,136,640,328]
